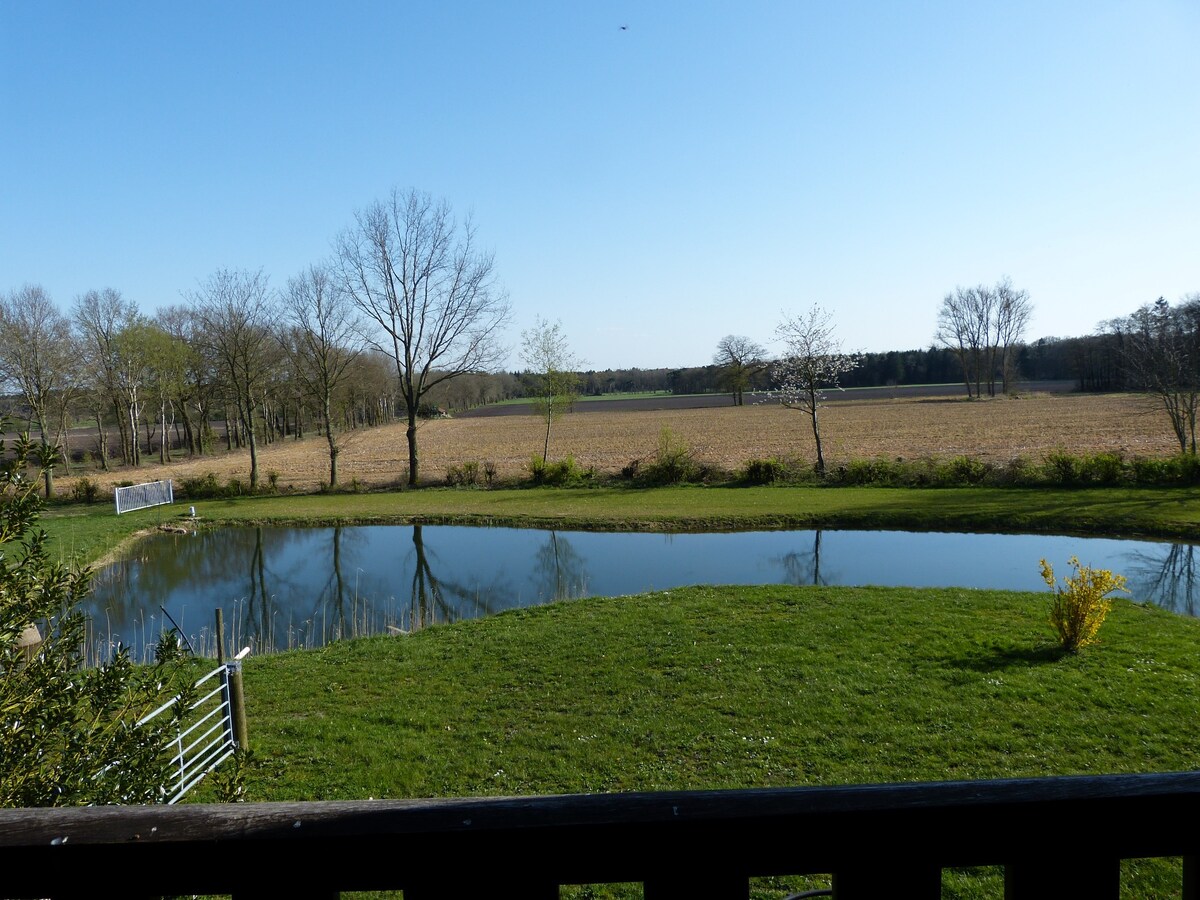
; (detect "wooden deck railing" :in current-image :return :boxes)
[1,771,1197,899]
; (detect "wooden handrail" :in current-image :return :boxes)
[1,771,1197,899]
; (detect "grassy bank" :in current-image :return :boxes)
[41,482,1200,567]
[236,583,1198,897]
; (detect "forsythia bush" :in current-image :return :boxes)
[1040,556,1128,652]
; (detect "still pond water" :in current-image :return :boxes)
[85,525,1200,659]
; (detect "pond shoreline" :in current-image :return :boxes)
[45,483,1200,572]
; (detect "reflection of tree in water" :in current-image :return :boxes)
[532,531,589,602]
[406,525,508,632]
[776,530,828,586]
[1123,542,1200,617]
[234,527,348,653]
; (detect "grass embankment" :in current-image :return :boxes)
[40,482,1200,568]
[240,583,1198,897]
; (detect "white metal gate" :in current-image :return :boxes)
[139,650,247,804]
[114,479,174,515]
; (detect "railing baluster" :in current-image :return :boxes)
[643,873,748,899]
[1004,857,1120,900]
[1184,855,1198,900]
[833,863,940,898]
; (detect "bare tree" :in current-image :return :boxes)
[771,305,861,476]
[1111,295,1200,454]
[336,188,510,485]
[713,335,767,405]
[280,264,363,487]
[994,277,1033,394]
[521,317,581,463]
[189,269,277,491]
[73,288,138,470]
[0,285,76,496]
[936,285,991,398]
[936,278,1032,397]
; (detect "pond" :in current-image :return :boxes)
[84,524,1200,661]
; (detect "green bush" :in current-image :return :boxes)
[741,457,793,485]
[640,427,702,485]
[446,461,482,487]
[1,422,190,806]
[1078,452,1126,485]
[1042,451,1080,485]
[179,472,230,499]
[70,477,102,504]
[942,455,992,486]
[835,458,906,486]
[528,455,587,486]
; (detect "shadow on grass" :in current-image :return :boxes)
[946,642,1069,672]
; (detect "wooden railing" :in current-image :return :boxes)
[1,771,1197,899]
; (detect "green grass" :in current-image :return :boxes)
[231,583,1197,897]
[244,584,1200,798]
[40,483,1200,568]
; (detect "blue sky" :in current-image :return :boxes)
[2,1,1197,369]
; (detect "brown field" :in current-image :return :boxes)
[64,392,1180,494]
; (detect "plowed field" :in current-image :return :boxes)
[68,392,1178,494]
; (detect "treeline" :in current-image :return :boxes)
[512,334,1127,400]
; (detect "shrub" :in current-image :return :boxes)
[483,460,498,487]
[640,427,701,485]
[943,455,992,486]
[1000,456,1038,486]
[1,421,190,806]
[836,458,905,486]
[741,457,792,485]
[1078,452,1125,485]
[71,477,102,504]
[528,455,586,486]
[266,469,280,492]
[446,461,481,487]
[1042,451,1080,485]
[1041,555,1128,652]
[179,472,226,499]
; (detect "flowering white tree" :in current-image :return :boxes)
[772,305,861,475]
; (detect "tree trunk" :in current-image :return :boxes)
[406,408,420,486]
[247,417,260,491]
[93,409,110,472]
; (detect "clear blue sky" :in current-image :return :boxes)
[2,1,1197,370]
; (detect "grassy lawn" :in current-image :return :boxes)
[233,583,1198,898]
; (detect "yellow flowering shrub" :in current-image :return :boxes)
[1040,556,1128,652]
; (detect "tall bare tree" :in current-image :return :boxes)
[936,278,1032,398]
[337,188,510,485]
[189,269,277,491]
[0,285,76,496]
[73,288,138,470]
[994,277,1033,394]
[280,264,363,487]
[1111,295,1200,454]
[713,335,767,406]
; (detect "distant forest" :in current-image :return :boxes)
[493,332,1125,403]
